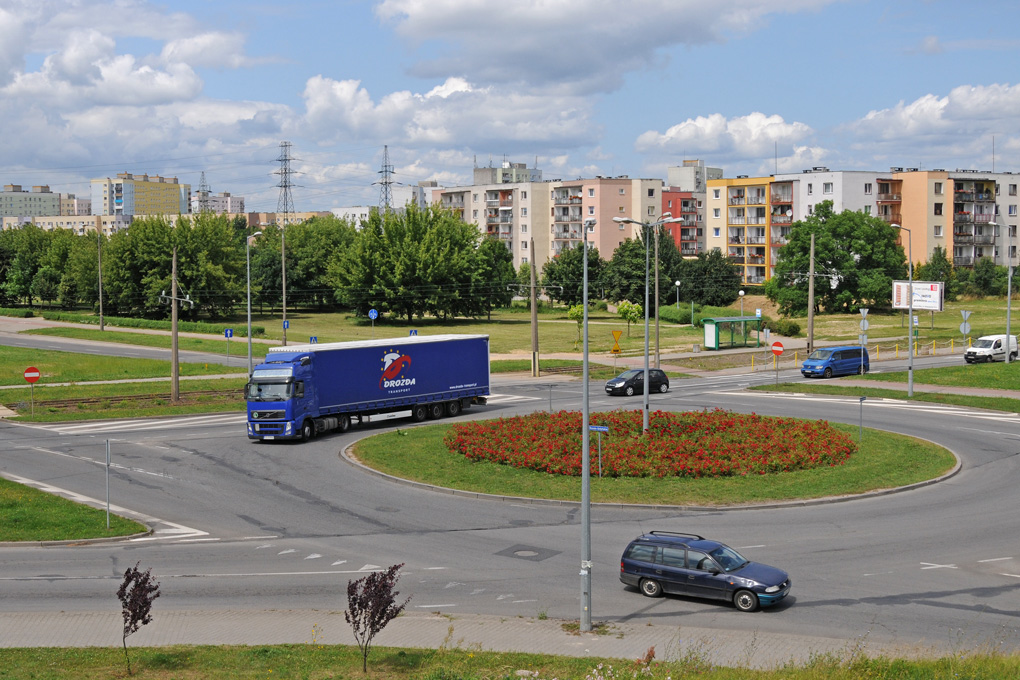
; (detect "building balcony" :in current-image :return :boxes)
[553,213,582,223]
[954,212,973,224]
[553,230,581,240]
[953,232,974,244]
[746,195,767,206]
[728,216,747,225]
[771,214,791,224]
[771,194,793,204]
[974,233,995,244]
[975,192,995,202]
[974,213,994,223]
[746,275,766,284]
[746,235,768,244]
[771,236,789,246]
[954,190,975,201]
[680,247,699,256]
[877,193,902,202]
[747,216,767,225]
[747,256,766,264]
[728,254,746,264]
[500,199,514,207]
[879,213,903,224]
[954,256,974,267]
[553,196,583,205]
[729,196,746,205]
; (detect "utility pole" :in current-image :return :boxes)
[654,225,660,369]
[197,171,210,213]
[171,247,179,403]
[276,141,295,346]
[807,233,815,354]
[97,225,104,331]
[530,238,539,377]
[376,144,394,213]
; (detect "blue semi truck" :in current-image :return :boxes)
[245,334,490,441]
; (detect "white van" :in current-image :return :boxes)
[964,334,1018,363]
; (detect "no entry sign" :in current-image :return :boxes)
[771,342,784,357]
[24,366,40,383]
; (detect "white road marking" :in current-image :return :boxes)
[415,603,457,608]
[331,560,347,566]
[305,554,322,560]
[1002,573,1020,579]
[20,446,174,480]
[175,537,221,543]
[359,564,382,571]
[978,557,1013,563]
[920,562,957,570]
[278,549,296,555]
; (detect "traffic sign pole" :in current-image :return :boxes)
[23,367,40,416]
[770,342,783,387]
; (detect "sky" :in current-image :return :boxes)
[3,0,1020,213]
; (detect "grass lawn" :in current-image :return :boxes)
[352,416,955,506]
[0,476,146,541]
[0,642,1016,679]
[863,360,1020,390]
[22,325,273,359]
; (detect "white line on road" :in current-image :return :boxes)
[978,557,1014,563]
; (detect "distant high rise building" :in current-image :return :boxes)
[472,158,543,185]
[189,191,245,215]
[1,185,62,217]
[90,172,190,216]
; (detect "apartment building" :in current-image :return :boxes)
[191,190,245,215]
[472,159,542,185]
[2,214,131,236]
[91,172,190,216]
[1,185,63,216]
[661,188,700,256]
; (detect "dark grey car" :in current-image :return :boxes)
[605,369,669,396]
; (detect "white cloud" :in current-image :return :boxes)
[161,32,255,69]
[635,112,813,157]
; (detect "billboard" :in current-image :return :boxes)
[892,281,944,312]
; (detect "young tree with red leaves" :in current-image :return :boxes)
[344,563,411,672]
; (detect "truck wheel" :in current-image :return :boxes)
[428,403,444,419]
[338,415,350,433]
[411,405,427,422]
[447,400,462,417]
[300,420,314,442]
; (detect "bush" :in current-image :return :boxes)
[38,311,266,337]
[774,318,801,336]
[0,307,35,318]
[658,304,699,325]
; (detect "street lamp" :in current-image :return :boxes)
[580,218,595,632]
[739,289,745,316]
[991,222,1012,364]
[247,230,263,374]
[613,212,682,433]
[97,225,104,331]
[675,280,681,309]
[892,224,913,396]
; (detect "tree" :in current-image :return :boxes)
[117,562,161,676]
[475,238,516,320]
[567,303,585,345]
[675,250,742,307]
[345,563,411,672]
[601,238,648,305]
[617,299,643,336]
[916,245,957,301]
[541,243,605,306]
[765,201,906,315]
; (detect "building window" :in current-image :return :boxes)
[647,188,655,197]
[619,221,625,230]
[472,194,478,202]
[521,191,527,199]
[521,224,527,233]
[522,241,528,250]
[823,182,833,194]
[588,188,595,197]
[807,204,813,214]
[713,189,720,199]
[588,205,595,215]
[1011,205,1018,216]
[863,205,871,215]
[667,199,672,208]
[864,183,873,195]
[934,225,943,237]
[647,206,655,215]
[618,206,625,212]
[619,188,626,195]
[521,256,528,264]
[934,182,943,195]
[713,227,721,237]
[807,183,813,195]
[472,209,478,218]
[713,208,721,218]
[521,207,528,216]
[934,203,943,216]
[1010,185,1017,196]
[587,223,595,232]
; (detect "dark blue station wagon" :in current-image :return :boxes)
[620,531,791,612]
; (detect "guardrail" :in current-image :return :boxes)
[746,338,974,372]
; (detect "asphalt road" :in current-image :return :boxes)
[2,361,1018,654]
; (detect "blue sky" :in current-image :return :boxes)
[3,0,1020,212]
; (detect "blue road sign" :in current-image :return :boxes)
[309,336,318,344]
[409,329,418,336]
[283,320,290,329]
[368,308,378,320]
[588,425,609,433]
[224,328,233,338]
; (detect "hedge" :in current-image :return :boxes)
[37,311,265,337]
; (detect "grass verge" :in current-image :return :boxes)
[22,326,272,359]
[0,476,146,541]
[0,643,1015,679]
[751,382,1020,413]
[863,361,1020,390]
[352,417,954,506]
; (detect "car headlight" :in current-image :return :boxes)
[765,585,780,593]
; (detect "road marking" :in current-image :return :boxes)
[415,603,457,608]
[978,557,1013,563]
[863,572,895,576]
[1002,573,1020,579]
[31,414,245,435]
[175,537,221,543]
[278,549,296,555]
[359,564,382,571]
[920,562,957,570]
[331,560,347,566]
[305,554,322,560]
[16,446,175,480]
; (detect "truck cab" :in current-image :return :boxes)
[246,353,320,440]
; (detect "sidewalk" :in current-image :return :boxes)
[0,609,942,668]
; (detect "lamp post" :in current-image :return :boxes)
[97,226,104,331]
[246,230,263,375]
[614,213,682,433]
[892,224,913,396]
[281,221,288,346]
[675,280,681,309]
[580,218,595,632]
[992,222,1013,363]
[739,289,745,316]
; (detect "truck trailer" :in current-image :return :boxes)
[246,334,490,441]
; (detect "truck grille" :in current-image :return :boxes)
[250,410,285,420]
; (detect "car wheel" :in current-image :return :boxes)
[625,385,635,397]
[733,590,759,612]
[639,578,663,598]
[823,367,833,379]
[427,403,444,419]
[658,382,669,393]
[857,364,865,375]
[1011,352,1018,362]
[447,400,462,417]
[300,420,314,442]
[411,405,427,422]
[337,415,350,433]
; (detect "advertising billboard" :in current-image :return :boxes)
[892,281,944,312]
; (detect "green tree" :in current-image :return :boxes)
[916,245,957,301]
[2,224,48,305]
[541,243,605,306]
[601,238,648,305]
[765,201,906,315]
[676,250,742,307]
[475,238,516,320]
[617,299,643,336]
[567,303,585,345]
[30,265,61,306]
[971,256,998,295]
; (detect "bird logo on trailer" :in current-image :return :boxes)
[380,349,414,389]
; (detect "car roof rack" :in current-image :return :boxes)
[647,531,704,540]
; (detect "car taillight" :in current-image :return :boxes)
[620,561,624,572]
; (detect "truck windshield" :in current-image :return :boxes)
[246,382,290,401]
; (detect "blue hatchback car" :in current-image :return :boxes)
[620,531,791,612]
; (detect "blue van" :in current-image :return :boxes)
[801,346,869,378]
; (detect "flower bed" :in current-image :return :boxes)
[444,409,855,478]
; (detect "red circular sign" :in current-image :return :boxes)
[771,342,784,356]
[24,367,40,383]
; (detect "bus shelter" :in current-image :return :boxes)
[702,316,764,350]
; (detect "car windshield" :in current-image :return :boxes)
[807,350,832,360]
[709,545,749,572]
[246,382,290,401]
[616,370,643,380]
[973,339,994,348]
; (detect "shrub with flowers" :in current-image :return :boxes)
[443,409,855,478]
